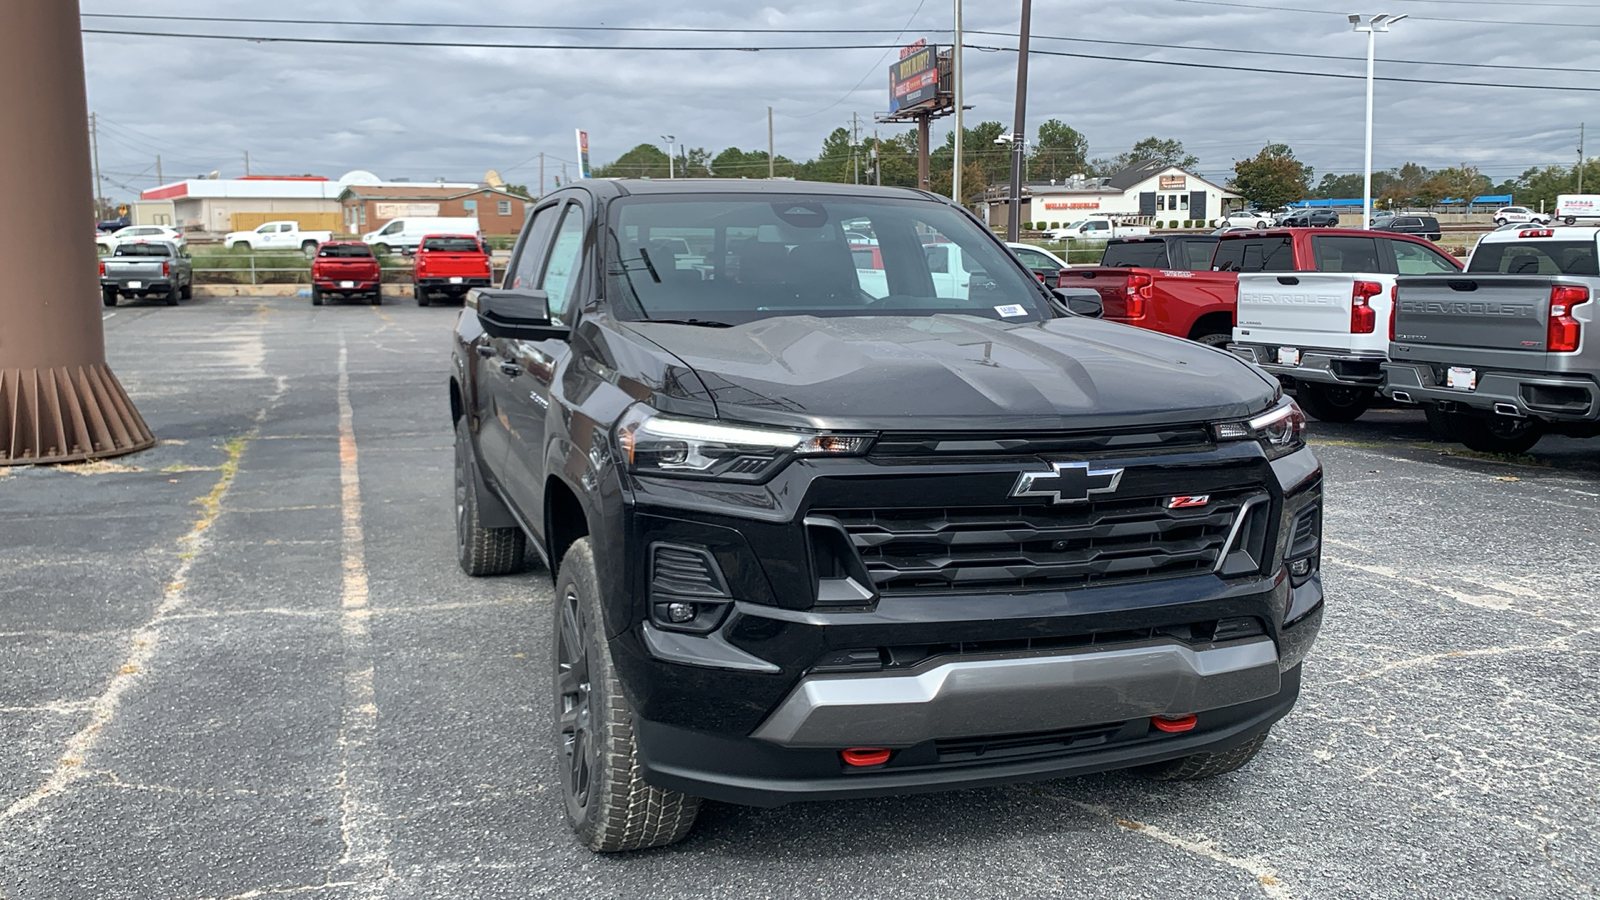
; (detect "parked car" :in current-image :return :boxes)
[413,234,493,306]
[100,240,191,307]
[1226,231,1462,422]
[1372,215,1442,242]
[362,216,482,255]
[310,241,382,306]
[1277,209,1341,228]
[1493,206,1549,226]
[1555,194,1600,225]
[224,220,333,254]
[1220,210,1274,229]
[97,224,185,254]
[1212,225,1253,236]
[1005,241,1070,288]
[452,179,1324,852]
[1046,216,1151,242]
[1383,226,1600,452]
[1058,234,1240,346]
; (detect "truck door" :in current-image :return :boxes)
[497,200,584,525]
[475,201,562,488]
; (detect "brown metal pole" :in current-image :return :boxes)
[0,0,154,464]
[917,115,931,190]
[1007,0,1033,242]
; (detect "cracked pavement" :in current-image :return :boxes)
[2,296,1596,899]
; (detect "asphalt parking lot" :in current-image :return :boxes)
[2,295,1596,900]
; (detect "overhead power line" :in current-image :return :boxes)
[1165,0,1600,28]
[78,28,1600,94]
[79,13,1597,74]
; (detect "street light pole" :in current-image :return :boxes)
[661,134,675,179]
[1007,0,1033,242]
[952,0,964,206]
[1350,14,1405,230]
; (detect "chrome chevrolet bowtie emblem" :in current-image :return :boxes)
[1011,462,1125,505]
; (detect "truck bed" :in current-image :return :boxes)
[1390,275,1583,369]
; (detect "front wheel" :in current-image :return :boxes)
[1296,383,1373,423]
[1455,414,1543,455]
[1136,730,1270,781]
[231,241,251,251]
[554,538,701,852]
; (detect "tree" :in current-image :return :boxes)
[1032,119,1089,182]
[709,147,796,179]
[593,143,670,179]
[501,183,532,199]
[1092,137,1201,176]
[1229,143,1312,209]
[1510,159,1600,213]
[1437,165,1491,204]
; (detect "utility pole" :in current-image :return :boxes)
[539,152,545,197]
[953,0,964,206]
[562,161,568,187]
[1580,123,1586,194]
[88,111,104,219]
[1006,0,1033,242]
[852,112,861,185]
[243,150,250,177]
[768,106,775,179]
[873,129,881,186]
[156,154,162,187]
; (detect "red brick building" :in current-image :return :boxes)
[339,184,533,236]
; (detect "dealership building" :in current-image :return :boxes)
[978,159,1241,227]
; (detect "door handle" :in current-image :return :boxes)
[499,362,523,377]
[476,344,495,358]
[1276,276,1299,285]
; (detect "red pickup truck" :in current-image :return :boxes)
[412,234,492,306]
[311,241,382,306]
[1059,228,1462,348]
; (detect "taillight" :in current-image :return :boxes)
[1519,229,1553,238]
[99,261,105,276]
[1388,284,1398,340]
[1125,272,1153,319]
[1549,284,1589,352]
[1350,280,1381,334]
[162,261,171,276]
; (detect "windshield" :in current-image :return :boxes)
[605,194,1049,325]
[1469,240,1599,276]
[1101,241,1167,268]
[422,237,482,252]
[318,244,373,258]
[114,243,173,257]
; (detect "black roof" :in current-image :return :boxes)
[1104,159,1169,191]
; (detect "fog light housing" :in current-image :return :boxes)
[1288,558,1312,578]
[648,542,733,634]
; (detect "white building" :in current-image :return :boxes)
[980,160,1241,228]
[140,170,480,234]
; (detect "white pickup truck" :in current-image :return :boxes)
[1046,217,1152,243]
[223,220,334,253]
[1227,231,1462,422]
[853,242,990,299]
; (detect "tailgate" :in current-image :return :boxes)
[1391,275,1552,370]
[1056,267,1134,318]
[104,260,166,279]
[317,259,379,280]
[1235,272,1393,355]
[421,254,491,278]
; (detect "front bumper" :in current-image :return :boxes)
[1229,344,1385,387]
[1383,361,1600,421]
[637,660,1306,807]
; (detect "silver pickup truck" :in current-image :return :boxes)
[101,241,193,307]
[1382,226,1600,453]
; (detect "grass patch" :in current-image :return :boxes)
[1436,448,1550,467]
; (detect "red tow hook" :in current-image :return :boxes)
[1152,714,1198,733]
[841,747,892,767]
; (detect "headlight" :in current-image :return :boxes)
[1214,397,1307,460]
[615,406,873,482]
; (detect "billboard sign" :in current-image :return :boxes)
[576,129,592,179]
[1159,175,1187,190]
[889,42,940,114]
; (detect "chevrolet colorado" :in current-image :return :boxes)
[449,180,1325,852]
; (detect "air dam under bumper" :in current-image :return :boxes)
[752,636,1280,748]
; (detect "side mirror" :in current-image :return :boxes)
[1050,287,1104,319]
[471,287,571,341]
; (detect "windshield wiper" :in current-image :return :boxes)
[640,318,733,328]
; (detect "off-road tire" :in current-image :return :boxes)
[1296,383,1373,423]
[311,286,324,306]
[101,288,117,308]
[1136,731,1270,781]
[554,538,700,852]
[454,417,525,576]
[1192,331,1231,349]
[1455,414,1543,455]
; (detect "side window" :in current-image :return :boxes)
[1312,236,1381,273]
[381,221,402,235]
[1391,240,1459,274]
[538,204,585,323]
[1215,237,1294,272]
[1182,240,1216,271]
[280,223,295,233]
[508,202,562,289]
[925,246,949,273]
[256,224,274,234]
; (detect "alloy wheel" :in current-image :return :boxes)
[556,588,593,812]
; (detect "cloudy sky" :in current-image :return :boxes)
[80,0,1599,199]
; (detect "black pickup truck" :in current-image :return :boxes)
[449,180,1324,852]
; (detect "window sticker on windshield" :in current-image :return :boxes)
[994,304,1028,317]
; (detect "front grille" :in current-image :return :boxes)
[870,426,1212,459]
[817,489,1263,595]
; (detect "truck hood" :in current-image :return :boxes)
[622,314,1278,432]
